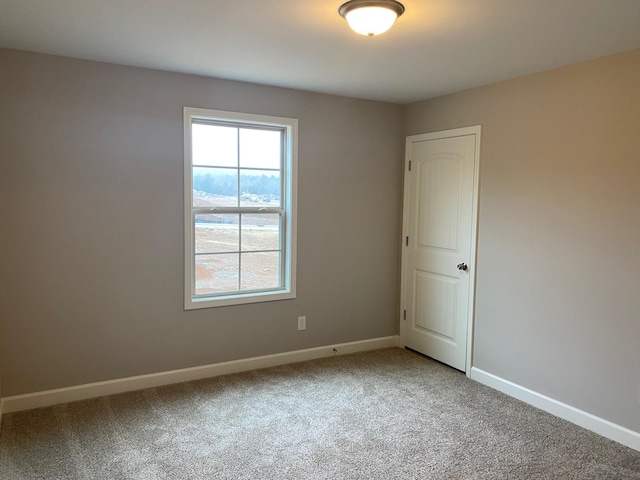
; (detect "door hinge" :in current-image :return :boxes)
[405,236,409,246]
[403,309,406,321]
[408,160,412,171]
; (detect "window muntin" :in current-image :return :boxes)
[184,108,297,309]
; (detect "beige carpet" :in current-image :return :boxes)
[0,348,638,479]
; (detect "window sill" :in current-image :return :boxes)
[185,289,296,310]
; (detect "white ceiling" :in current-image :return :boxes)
[1,0,639,104]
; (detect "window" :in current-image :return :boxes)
[184,107,297,309]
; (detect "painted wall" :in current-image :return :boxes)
[405,49,640,432]
[2,45,638,436]
[0,49,404,396]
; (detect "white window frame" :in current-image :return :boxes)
[183,107,297,309]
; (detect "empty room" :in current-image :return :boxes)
[0,1,639,478]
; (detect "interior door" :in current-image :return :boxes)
[401,127,480,373]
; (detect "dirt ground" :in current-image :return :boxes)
[193,192,281,294]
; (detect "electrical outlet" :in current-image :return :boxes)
[297,316,306,331]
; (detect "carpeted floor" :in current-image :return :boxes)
[0,348,638,479]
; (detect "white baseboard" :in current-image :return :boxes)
[470,367,640,452]
[1,336,399,414]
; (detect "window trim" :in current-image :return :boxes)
[183,107,297,309]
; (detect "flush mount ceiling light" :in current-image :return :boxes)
[339,0,405,37]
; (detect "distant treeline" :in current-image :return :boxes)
[194,173,280,197]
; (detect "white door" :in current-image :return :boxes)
[400,127,480,373]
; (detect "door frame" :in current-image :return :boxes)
[399,125,481,377]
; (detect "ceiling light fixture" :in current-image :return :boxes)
[338,0,405,37]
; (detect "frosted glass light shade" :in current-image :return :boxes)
[345,7,397,36]
[339,0,405,37]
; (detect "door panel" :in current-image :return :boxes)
[414,272,457,340]
[402,129,479,372]
[417,156,461,251]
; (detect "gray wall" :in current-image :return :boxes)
[0,49,404,396]
[2,46,639,436]
[406,49,640,432]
